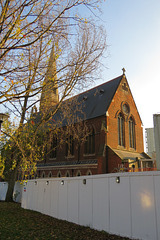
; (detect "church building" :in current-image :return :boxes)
[35,67,153,178]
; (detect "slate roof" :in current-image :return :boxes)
[111,147,151,160]
[35,74,123,126]
[73,74,123,120]
[37,159,98,168]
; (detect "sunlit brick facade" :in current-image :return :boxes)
[35,73,152,179]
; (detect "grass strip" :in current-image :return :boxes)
[0,202,134,240]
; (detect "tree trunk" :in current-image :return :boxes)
[5,168,17,202]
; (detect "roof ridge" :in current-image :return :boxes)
[36,74,124,124]
[67,74,123,100]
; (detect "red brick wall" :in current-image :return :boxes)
[107,75,144,152]
[37,75,145,176]
[37,115,107,177]
[107,147,122,173]
[45,115,106,164]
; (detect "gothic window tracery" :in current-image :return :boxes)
[50,137,57,159]
[84,127,95,154]
[129,117,136,149]
[118,113,125,146]
[66,135,74,156]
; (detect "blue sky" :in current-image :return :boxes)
[96,0,160,131]
[2,0,159,147]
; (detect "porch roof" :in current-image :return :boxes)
[110,147,151,162]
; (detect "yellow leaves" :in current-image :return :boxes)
[3,77,13,85]
[77,17,88,24]
[48,39,52,45]
[30,169,34,175]
[0,156,5,178]
[20,180,28,185]
[16,27,21,35]
[55,54,59,60]
[11,160,16,170]
[55,42,58,48]
[4,77,14,85]
[20,52,24,61]
[10,19,25,40]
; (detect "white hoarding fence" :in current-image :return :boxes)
[21,172,160,240]
[0,181,23,202]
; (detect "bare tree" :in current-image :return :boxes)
[0,1,106,201]
[0,0,103,75]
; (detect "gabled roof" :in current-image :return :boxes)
[70,74,123,121]
[109,147,151,160]
[35,74,123,126]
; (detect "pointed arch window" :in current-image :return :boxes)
[35,173,38,179]
[48,171,52,178]
[65,171,70,177]
[118,113,125,146]
[87,170,92,175]
[129,117,136,149]
[66,135,74,156]
[84,127,95,154]
[42,171,45,178]
[57,171,61,178]
[50,137,57,159]
[76,170,81,176]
